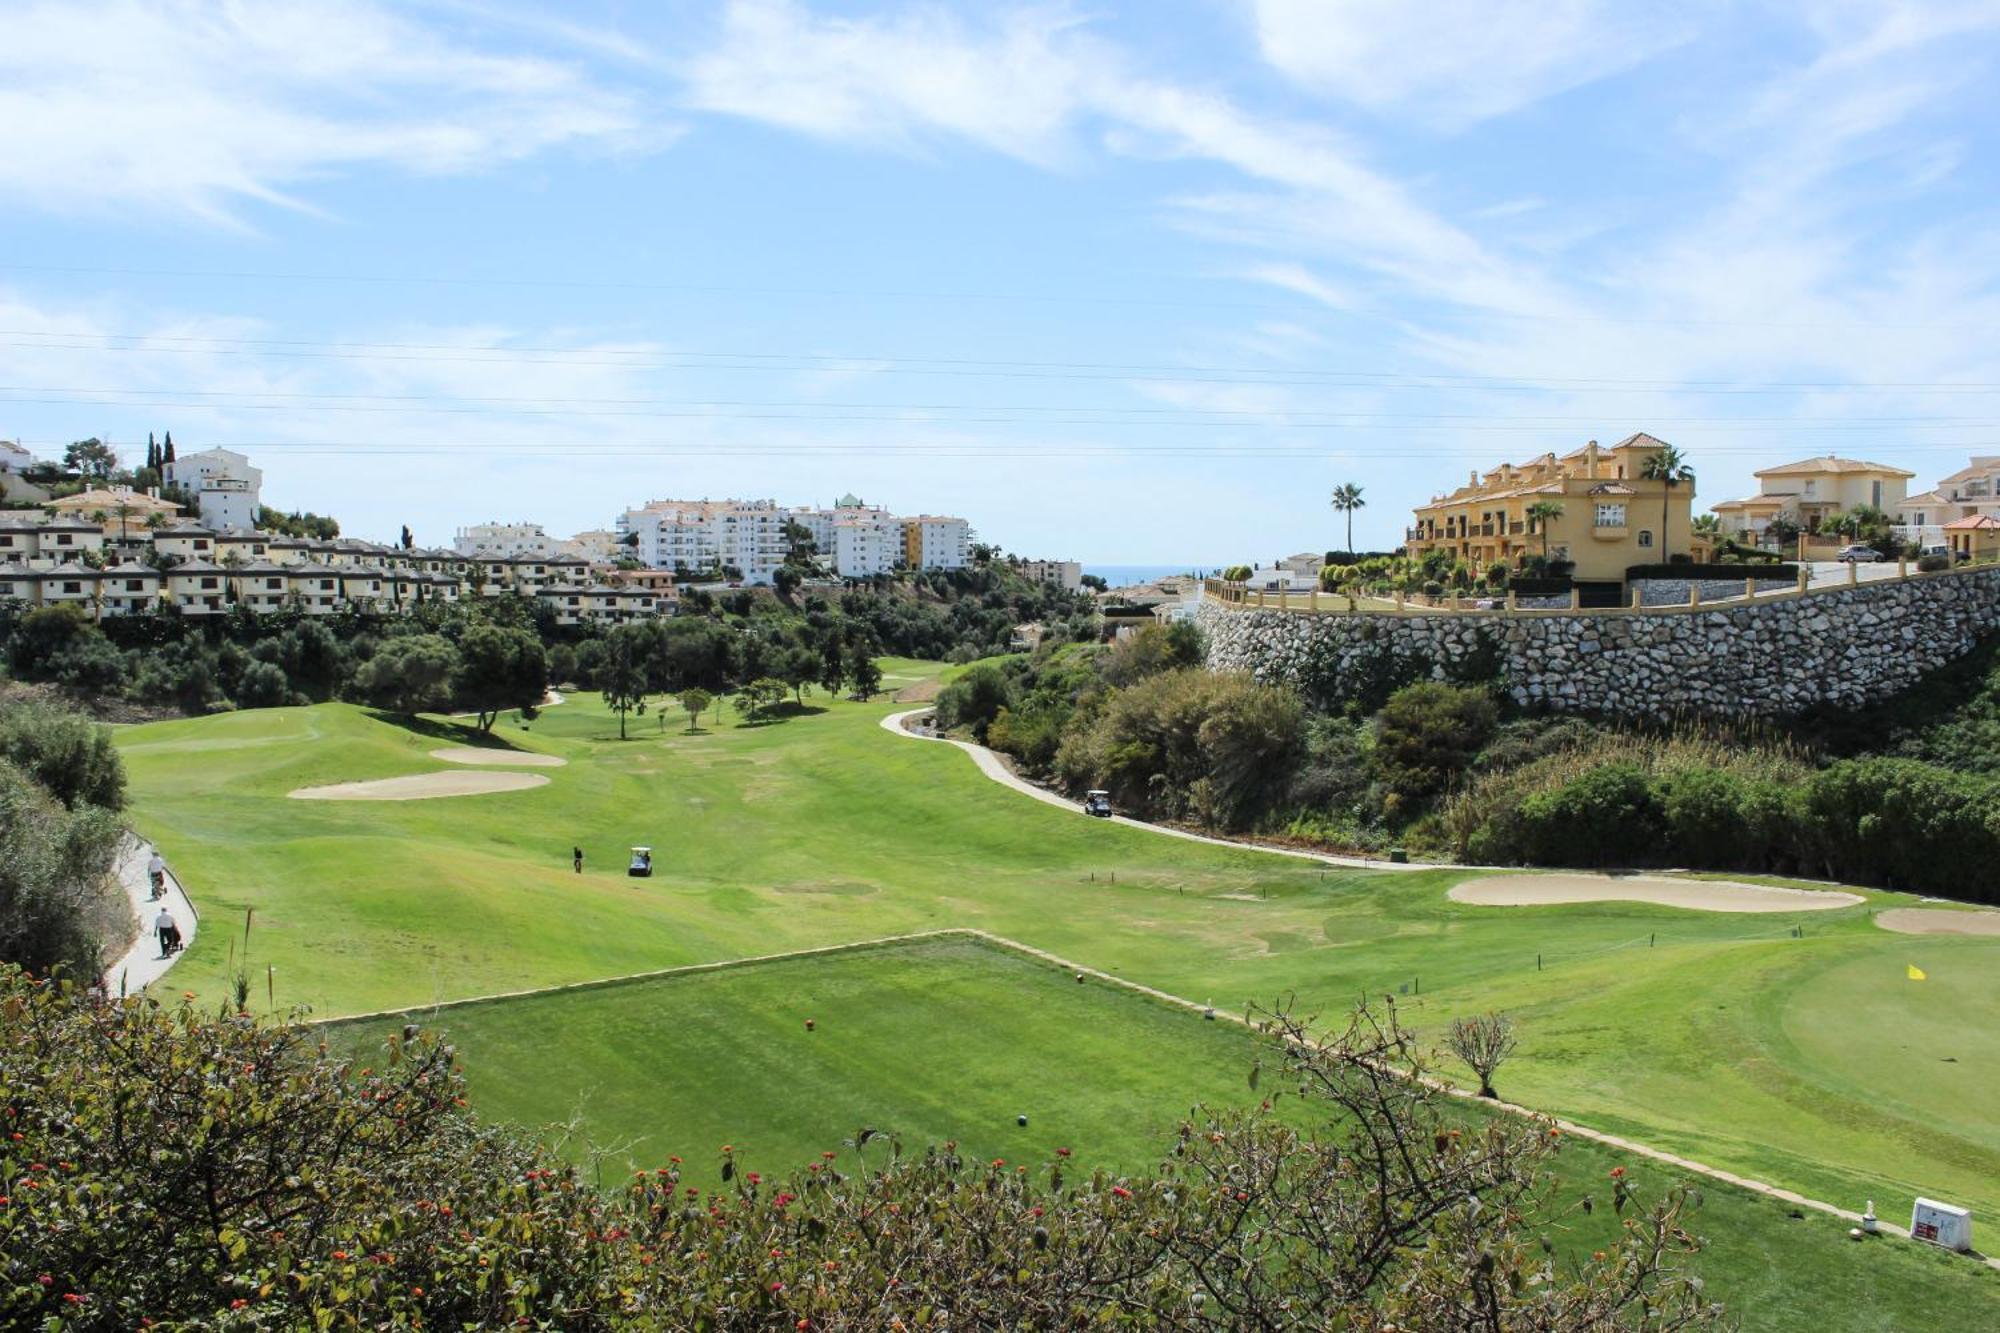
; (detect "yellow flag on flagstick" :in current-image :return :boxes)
[1907,964,1928,981]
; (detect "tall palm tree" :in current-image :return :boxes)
[1330,483,1366,555]
[1640,445,1696,561]
[1526,499,1564,565]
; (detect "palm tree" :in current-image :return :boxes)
[1525,500,1564,565]
[1330,483,1366,555]
[1691,513,1720,536]
[1639,444,1696,561]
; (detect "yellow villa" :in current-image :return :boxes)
[1404,433,1696,583]
[1708,456,1912,546]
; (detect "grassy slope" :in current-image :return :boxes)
[117,665,2000,1226]
[328,936,1998,1333]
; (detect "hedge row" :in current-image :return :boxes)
[1624,563,1800,581]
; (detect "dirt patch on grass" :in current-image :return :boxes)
[771,880,879,897]
[427,747,567,768]
[1448,874,1862,913]
[893,678,942,704]
[1874,907,2000,936]
[290,772,551,801]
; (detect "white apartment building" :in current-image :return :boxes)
[901,515,972,571]
[558,528,620,562]
[1018,558,1082,591]
[163,447,263,531]
[454,521,554,559]
[618,498,788,584]
[789,495,902,577]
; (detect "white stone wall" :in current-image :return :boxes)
[1194,567,2000,717]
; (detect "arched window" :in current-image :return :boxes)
[1637,529,1654,548]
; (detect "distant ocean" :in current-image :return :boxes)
[1086,564,1217,587]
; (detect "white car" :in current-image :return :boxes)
[1835,544,1882,563]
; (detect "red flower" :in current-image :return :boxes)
[332,1250,349,1261]
[991,1158,1005,1168]
[1111,1186,1133,1199]
[63,1293,83,1305]
[231,1299,248,1310]
[1055,1147,1071,1158]
[411,1286,424,1297]
[37,1275,52,1287]
[1609,1166,1626,1180]
[746,1171,761,1185]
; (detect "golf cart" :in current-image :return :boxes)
[627,846,653,878]
[1084,790,1113,819]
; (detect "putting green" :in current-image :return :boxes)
[116,667,2000,1231]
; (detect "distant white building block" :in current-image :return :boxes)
[1910,1198,1972,1252]
[164,447,262,531]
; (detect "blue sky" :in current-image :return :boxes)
[1,0,1996,563]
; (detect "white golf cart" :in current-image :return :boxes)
[1084,790,1113,819]
[628,846,653,878]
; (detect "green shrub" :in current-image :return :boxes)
[1371,682,1497,810]
[1057,668,1302,829]
[0,759,125,977]
[1513,762,1661,866]
[933,662,1016,741]
[0,696,125,810]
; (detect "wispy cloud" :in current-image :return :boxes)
[0,0,669,226]
[1245,0,1695,129]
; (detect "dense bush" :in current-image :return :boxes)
[933,662,1016,741]
[1056,668,1302,829]
[0,697,129,978]
[0,697,126,810]
[0,974,1722,1330]
[1370,681,1497,810]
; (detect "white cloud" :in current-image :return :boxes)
[0,0,665,225]
[682,0,1101,164]
[1246,0,1693,128]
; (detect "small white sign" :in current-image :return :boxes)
[1910,1198,1972,1253]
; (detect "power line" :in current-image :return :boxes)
[6,331,2000,394]
[2,262,1995,334]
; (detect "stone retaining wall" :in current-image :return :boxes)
[1194,567,2000,717]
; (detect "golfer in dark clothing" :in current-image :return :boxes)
[572,846,584,874]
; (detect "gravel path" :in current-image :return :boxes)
[103,835,197,998]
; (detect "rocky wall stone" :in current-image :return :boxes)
[1193,567,2000,718]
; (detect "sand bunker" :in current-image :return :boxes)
[1448,874,1862,913]
[290,772,550,801]
[428,746,567,768]
[1874,907,2000,937]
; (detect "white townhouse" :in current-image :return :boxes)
[153,522,217,563]
[30,518,106,569]
[288,562,344,614]
[164,559,229,615]
[0,562,37,605]
[1896,457,2000,547]
[163,447,262,531]
[36,564,99,612]
[99,562,162,616]
[789,495,903,577]
[230,560,293,614]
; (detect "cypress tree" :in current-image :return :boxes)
[163,431,176,465]
[145,432,158,472]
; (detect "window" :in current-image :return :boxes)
[1594,503,1627,528]
[1637,530,1654,548]
[201,578,217,590]
[1802,480,1816,495]
[62,581,81,594]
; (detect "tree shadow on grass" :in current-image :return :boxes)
[365,710,529,751]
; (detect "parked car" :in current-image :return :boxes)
[1836,543,1882,563]
[1083,790,1113,819]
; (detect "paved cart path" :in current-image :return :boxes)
[104,835,197,997]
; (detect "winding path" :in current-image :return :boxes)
[880,709,1435,873]
[103,835,197,998]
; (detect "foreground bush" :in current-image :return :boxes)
[0,971,1722,1330]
